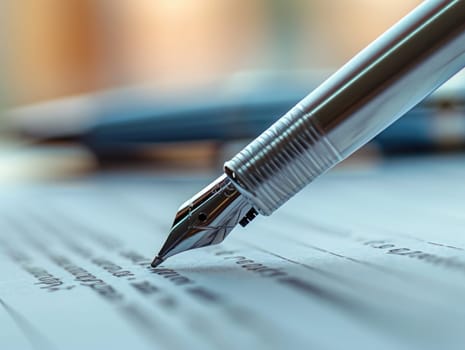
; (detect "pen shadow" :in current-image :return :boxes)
[153,256,362,307]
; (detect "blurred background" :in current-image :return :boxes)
[3,0,422,105]
[7,0,465,182]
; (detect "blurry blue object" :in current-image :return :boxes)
[84,85,465,159]
[84,86,308,158]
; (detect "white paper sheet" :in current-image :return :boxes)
[2,156,465,350]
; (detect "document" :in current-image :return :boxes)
[2,156,465,350]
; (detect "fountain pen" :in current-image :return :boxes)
[151,0,465,267]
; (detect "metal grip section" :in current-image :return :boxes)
[224,103,343,216]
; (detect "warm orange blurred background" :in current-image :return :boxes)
[3,0,422,107]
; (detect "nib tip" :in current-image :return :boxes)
[151,256,164,268]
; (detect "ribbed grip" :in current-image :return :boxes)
[225,0,465,216]
[224,103,342,216]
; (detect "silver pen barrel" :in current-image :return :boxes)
[152,0,465,266]
[225,0,465,216]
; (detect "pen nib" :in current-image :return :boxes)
[150,256,164,268]
[151,175,257,265]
